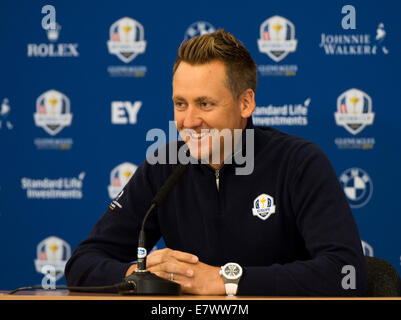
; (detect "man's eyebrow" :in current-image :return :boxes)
[172,95,186,101]
[194,96,217,103]
[172,96,217,103]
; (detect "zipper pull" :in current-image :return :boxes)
[215,169,220,191]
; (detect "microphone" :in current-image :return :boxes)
[118,163,189,295]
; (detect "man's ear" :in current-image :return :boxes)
[239,89,256,119]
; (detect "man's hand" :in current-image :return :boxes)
[126,248,225,295]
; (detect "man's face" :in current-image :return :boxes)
[172,60,246,166]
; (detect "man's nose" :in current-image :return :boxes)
[182,105,202,129]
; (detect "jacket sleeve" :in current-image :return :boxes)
[64,161,161,288]
[238,143,367,296]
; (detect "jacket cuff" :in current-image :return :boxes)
[88,260,134,287]
[237,265,279,296]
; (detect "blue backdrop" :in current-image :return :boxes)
[0,0,400,290]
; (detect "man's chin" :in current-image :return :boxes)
[187,147,223,166]
[188,148,210,162]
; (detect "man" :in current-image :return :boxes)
[65,29,366,296]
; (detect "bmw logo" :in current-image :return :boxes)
[339,167,373,209]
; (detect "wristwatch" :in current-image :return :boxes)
[219,262,243,296]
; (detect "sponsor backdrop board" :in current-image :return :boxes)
[0,0,400,290]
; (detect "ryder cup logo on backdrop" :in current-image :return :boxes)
[252,194,276,220]
[108,162,137,199]
[184,21,216,41]
[34,236,71,281]
[107,17,147,63]
[257,16,298,76]
[334,89,374,135]
[257,16,297,62]
[34,90,72,136]
[339,168,373,209]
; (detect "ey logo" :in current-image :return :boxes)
[111,101,142,124]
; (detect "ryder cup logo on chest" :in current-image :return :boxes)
[339,168,373,209]
[252,194,276,220]
[34,90,72,136]
[257,16,297,62]
[108,162,137,199]
[334,89,375,135]
[107,17,147,63]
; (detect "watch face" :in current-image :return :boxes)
[223,263,242,280]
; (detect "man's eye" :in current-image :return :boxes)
[174,102,186,108]
[200,102,213,108]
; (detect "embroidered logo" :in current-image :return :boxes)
[252,194,276,220]
[109,190,124,211]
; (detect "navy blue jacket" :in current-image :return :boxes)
[65,123,366,296]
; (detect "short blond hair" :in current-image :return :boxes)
[173,29,257,100]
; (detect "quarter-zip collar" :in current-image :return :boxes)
[215,169,220,191]
[196,118,255,175]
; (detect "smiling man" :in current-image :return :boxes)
[173,60,254,168]
[65,29,366,296]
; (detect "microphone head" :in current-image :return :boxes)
[151,164,188,207]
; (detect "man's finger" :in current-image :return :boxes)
[152,270,190,284]
[159,272,193,292]
[146,250,175,267]
[159,261,195,277]
[148,260,194,278]
[147,248,198,268]
[168,249,199,264]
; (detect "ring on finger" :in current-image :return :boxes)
[170,273,174,281]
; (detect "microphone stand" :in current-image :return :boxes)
[119,204,181,295]
[118,164,188,295]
